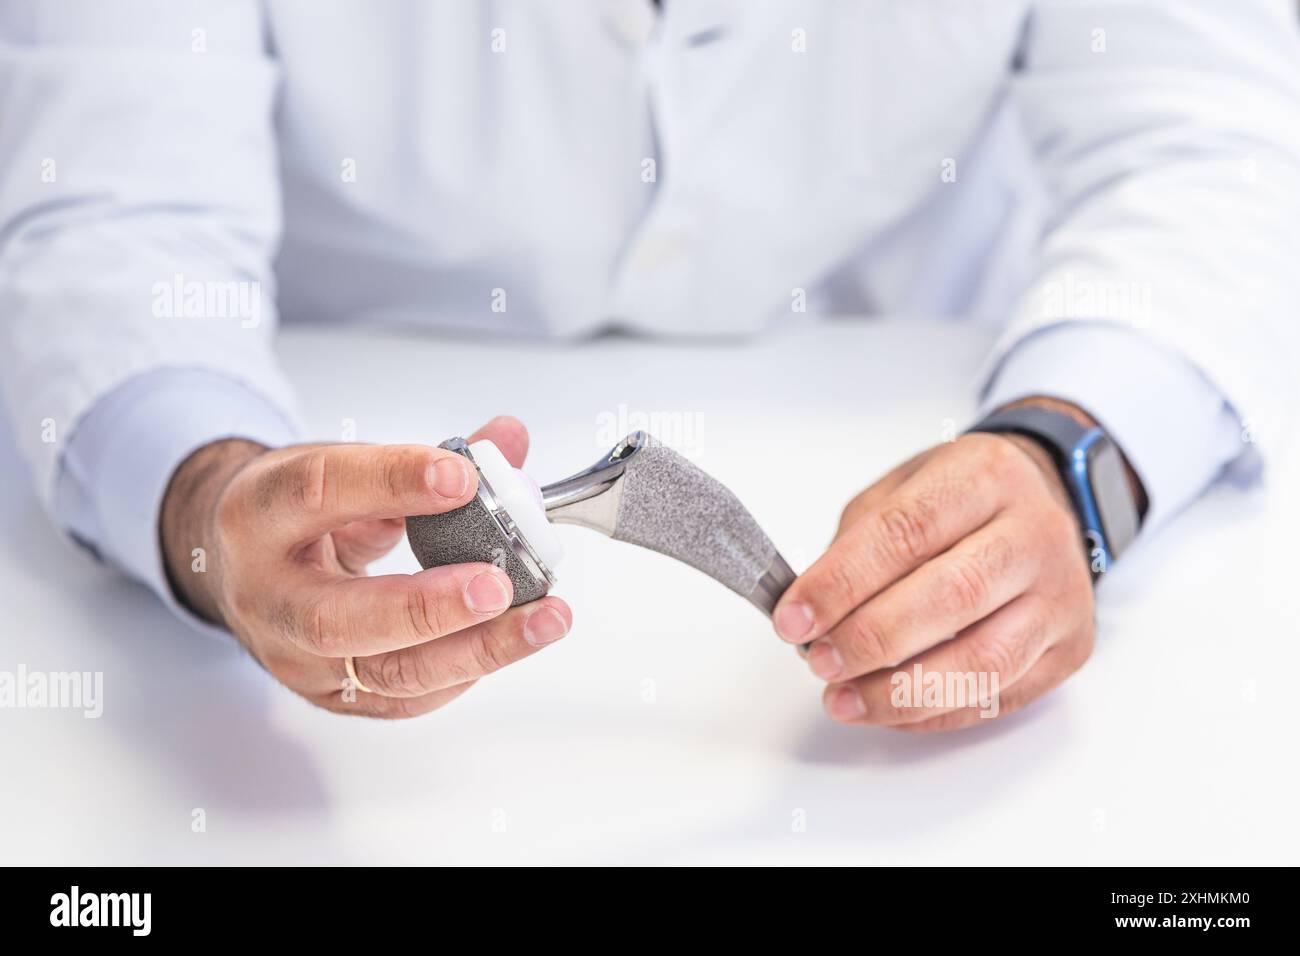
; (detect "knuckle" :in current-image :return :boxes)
[405,585,448,640]
[979,434,1028,480]
[468,627,514,676]
[877,499,934,567]
[980,532,1018,580]
[296,451,331,514]
[942,552,991,617]
[258,451,330,515]
[301,591,343,655]
[818,554,865,612]
[968,630,1027,683]
[378,446,421,504]
[379,450,405,503]
[369,650,425,697]
[434,656,474,688]
[845,611,894,668]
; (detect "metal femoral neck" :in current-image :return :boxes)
[539,430,648,536]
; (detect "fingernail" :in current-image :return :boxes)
[827,685,866,721]
[524,606,569,646]
[431,457,470,498]
[466,570,511,613]
[807,640,843,680]
[774,601,814,642]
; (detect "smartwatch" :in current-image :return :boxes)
[968,406,1143,581]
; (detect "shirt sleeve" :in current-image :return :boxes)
[0,1,300,627]
[980,321,1248,533]
[56,368,300,635]
[0,0,296,507]
[978,0,1300,513]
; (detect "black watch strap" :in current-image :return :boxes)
[966,407,1090,471]
[966,406,1138,583]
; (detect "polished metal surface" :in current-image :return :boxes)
[449,436,557,590]
[746,552,797,616]
[539,430,648,536]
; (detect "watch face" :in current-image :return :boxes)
[1086,439,1139,560]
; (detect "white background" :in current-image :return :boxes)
[1,318,1296,865]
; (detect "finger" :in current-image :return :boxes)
[891,632,1094,732]
[805,516,1038,682]
[332,517,406,572]
[350,598,571,697]
[324,679,479,719]
[466,415,529,468]
[822,593,1051,726]
[277,563,515,658]
[773,436,1018,645]
[834,456,920,540]
[252,443,477,543]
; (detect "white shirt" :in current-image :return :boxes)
[1,0,1297,624]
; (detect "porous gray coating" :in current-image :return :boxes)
[404,440,548,607]
[613,440,778,602]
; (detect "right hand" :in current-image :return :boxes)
[160,416,572,718]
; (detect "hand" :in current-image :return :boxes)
[160,416,572,718]
[772,399,1127,731]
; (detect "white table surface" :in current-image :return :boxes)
[2,317,1296,866]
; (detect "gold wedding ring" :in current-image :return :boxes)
[344,656,373,694]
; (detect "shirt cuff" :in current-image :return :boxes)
[55,367,300,636]
[979,322,1246,533]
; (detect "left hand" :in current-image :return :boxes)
[773,409,1105,732]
